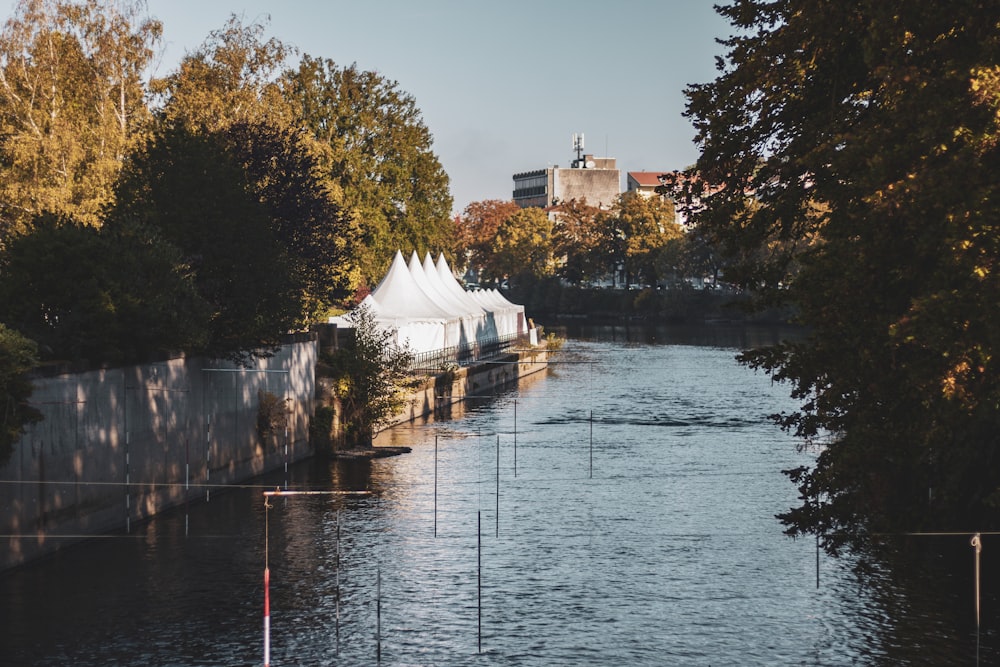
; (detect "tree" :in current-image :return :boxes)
[0,213,209,363]
[153,14,292,132]
[322,302,412,448]
[675,1,1000,551]
[109,125,300,364]
[0,0,161,235]
[487,207,555,284]
[455,199,521,276]
[0,323,42,465]
[551,198,606,285]
[281,56,454,285]
[604,192,682,286]
[220,120,360,320]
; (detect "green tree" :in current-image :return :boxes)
[282,56,454,285]
[0,213,209,363]
[0,323,42,465]
[109,125,299,364]
[220,120,361,320]
[487,207,555,284]
[322,302,412,448]
[605,192,682,286]
[153,14,292,132]
[676,1,1000,551]
[0,0,161,235]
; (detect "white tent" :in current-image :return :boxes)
[433,254,499,342]
[369,251,455,353]
[330,250,529,356]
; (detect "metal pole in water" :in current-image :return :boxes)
[513,399,517,478]
[263,498,271,667]
[434,435,438,538]
[815,535,820,588]
[263,566,271,667]
[376,564,382,663]
[185,437,190,537]
[496,435,500,538]
[478,510,482,654]
[972,533,982,628]
[589,410,594,479]
[336,510,341,655]
[206,415,211,502]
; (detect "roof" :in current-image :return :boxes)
[627,172,668,188]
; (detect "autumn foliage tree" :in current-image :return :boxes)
[605,192,682,286]
[486,207,556,283]
[455,199,521,275]
[673,1,1000,551]
[551,198,605,284]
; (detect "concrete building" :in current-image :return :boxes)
[512,133,621,209]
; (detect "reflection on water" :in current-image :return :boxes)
[0,327,996,666]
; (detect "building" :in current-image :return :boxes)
[512,133,621,209]
[626,171,669,198]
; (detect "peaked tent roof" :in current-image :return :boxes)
[408,251,469,319]
[432,254,482,312]
[371,250,452,321]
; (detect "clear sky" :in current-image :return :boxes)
[3,0,734,215]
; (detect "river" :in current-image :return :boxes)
[1,325,995,665]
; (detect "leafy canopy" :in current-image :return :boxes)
[0,0,161,235]
[675,0,1000,550]
[0,323,41,464]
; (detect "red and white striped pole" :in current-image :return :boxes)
[264,566,271,667]
[259,488,370,665]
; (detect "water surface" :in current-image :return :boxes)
[1,327,994,665]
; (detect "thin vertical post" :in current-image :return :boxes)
[972,533,982,629]
[478,510,482,654]
[263,499,271,667]
[263,567,271,667]
[434,436,438,538]
[589,410,594,479]
[185,438,190,536]
[206,414,211,502]
[336,511,341,655]
[495,435,500,538]
[376,565,382,663]
[815,534,820,589]
[513,399,518,478]
[124,377,130,533]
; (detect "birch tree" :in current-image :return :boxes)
[0,0,160,236]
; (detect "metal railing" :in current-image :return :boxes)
[408,333,522,373]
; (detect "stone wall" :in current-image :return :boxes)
[0,336,317,570]
[386,346,549,430]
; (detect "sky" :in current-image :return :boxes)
[2,0,734,216]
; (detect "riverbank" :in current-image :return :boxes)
[329,345,550,459]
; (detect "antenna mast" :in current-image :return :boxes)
[572,132,585,162]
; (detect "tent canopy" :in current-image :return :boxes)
[331,251,528,355]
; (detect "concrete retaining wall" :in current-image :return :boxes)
[387,346,549,429]
[0,337,317,570]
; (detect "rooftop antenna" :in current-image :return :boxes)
[572,132,585,162]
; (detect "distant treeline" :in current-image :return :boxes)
[507,280,795,325]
